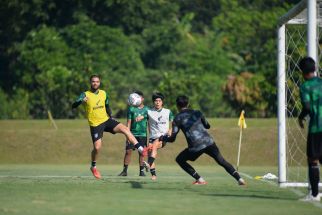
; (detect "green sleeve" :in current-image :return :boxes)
[169,110,174,121]
[144,106,149,118]
[127,107,133,120]
[76,92,86,102]
[72,92,86,109]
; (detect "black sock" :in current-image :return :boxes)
[150,168,156,176]
[134,143,141,150]
[309,162,320,197]
[123,164,128,172]
[192,171,201,180]
[148,157,155,166]
[91,161,96,167]
[232,171,241,181]
[140,165,144,172]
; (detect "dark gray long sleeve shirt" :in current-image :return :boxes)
[165,109,214,152]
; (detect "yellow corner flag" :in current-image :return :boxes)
[238,110,247,129]
[236,110,246,171]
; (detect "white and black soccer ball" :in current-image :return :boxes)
[127,93,142,107]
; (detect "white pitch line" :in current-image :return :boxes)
[0,175,93,178]
[240,172,322,209]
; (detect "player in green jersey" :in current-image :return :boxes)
[118,91,149,176]
[298,57,322,202]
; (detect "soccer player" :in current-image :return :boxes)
[118,91,149,177]
[145,92,174,180]
[72,75,146,179]
[160,95,246,185]
[298,57,322,202]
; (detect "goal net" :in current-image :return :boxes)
[278,0,322,187]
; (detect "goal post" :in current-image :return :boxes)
[277,0,322,187]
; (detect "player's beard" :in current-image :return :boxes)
[91,84,100,92]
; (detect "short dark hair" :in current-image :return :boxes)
[152,92,164,101]
[176,95,189,108]
[90,74,100,81]
[299,57,316,74]
[134,90,144,97]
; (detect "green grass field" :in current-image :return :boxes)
[0,119,278,165]
[0,165,321,215]
[0,119,321,214]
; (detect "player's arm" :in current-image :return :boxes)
[167,110,174,135]
[126,107,132,128]
[298,86,311,128]
[72,92,86,109]
[105,93,112,117]
[161,121,179,143]
[200,111,211,129]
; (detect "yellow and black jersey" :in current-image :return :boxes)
[74,90,110,127]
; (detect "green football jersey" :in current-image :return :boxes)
[127,106,149,137]
[300,77,322,133]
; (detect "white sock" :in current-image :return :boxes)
[198,177,206,182]
[137,146,144,153]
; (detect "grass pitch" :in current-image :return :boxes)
[0,119,320,214]
[0,165,321,215]
[0,119,278,165]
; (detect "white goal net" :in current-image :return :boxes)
[278,0,322,187]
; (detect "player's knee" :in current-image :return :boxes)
[152,151,157,157]
[216,156,225,165]
[308,158,319,166]
[125,150,132,156]
[93,143,101,152]
[308,161,319,167]
[121,125,130,133]
[176,155,183,164]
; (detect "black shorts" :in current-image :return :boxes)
[126,136,147,150]
[90,118,120,142]
[149,138,158,144]
[307,132,322,160]
[177,144,219,161]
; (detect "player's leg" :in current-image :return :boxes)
[89,124,104,179]
[204,144,245,185]
[147,139,162,180]
[113,123,145,154]
[305,132,322,200]
[175,148,206,184]
[118,142,132,176]
[308,158,320,198]
[90,138,102,179]
[139,151,145,176]
[143,142,153,172]
[137,137,147,176]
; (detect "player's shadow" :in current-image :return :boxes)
[202,193,295,201]
[129,181,143,189]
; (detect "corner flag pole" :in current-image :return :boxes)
[47,110,58,130]
[237,110,246,171]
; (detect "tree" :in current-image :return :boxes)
[223,72,273,117]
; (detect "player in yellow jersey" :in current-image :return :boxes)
[72,75,146,179]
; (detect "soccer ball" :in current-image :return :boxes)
[128,93,142,106]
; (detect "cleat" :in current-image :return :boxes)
[238,178,247,186]
[118,171,127,176]
[151,175,157,180]
[143,161,150,172]
[300,194,321,202]
[192,180,207,185]
[90,166,102,179]
[139,171,146,177]
[193,177,207,185]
